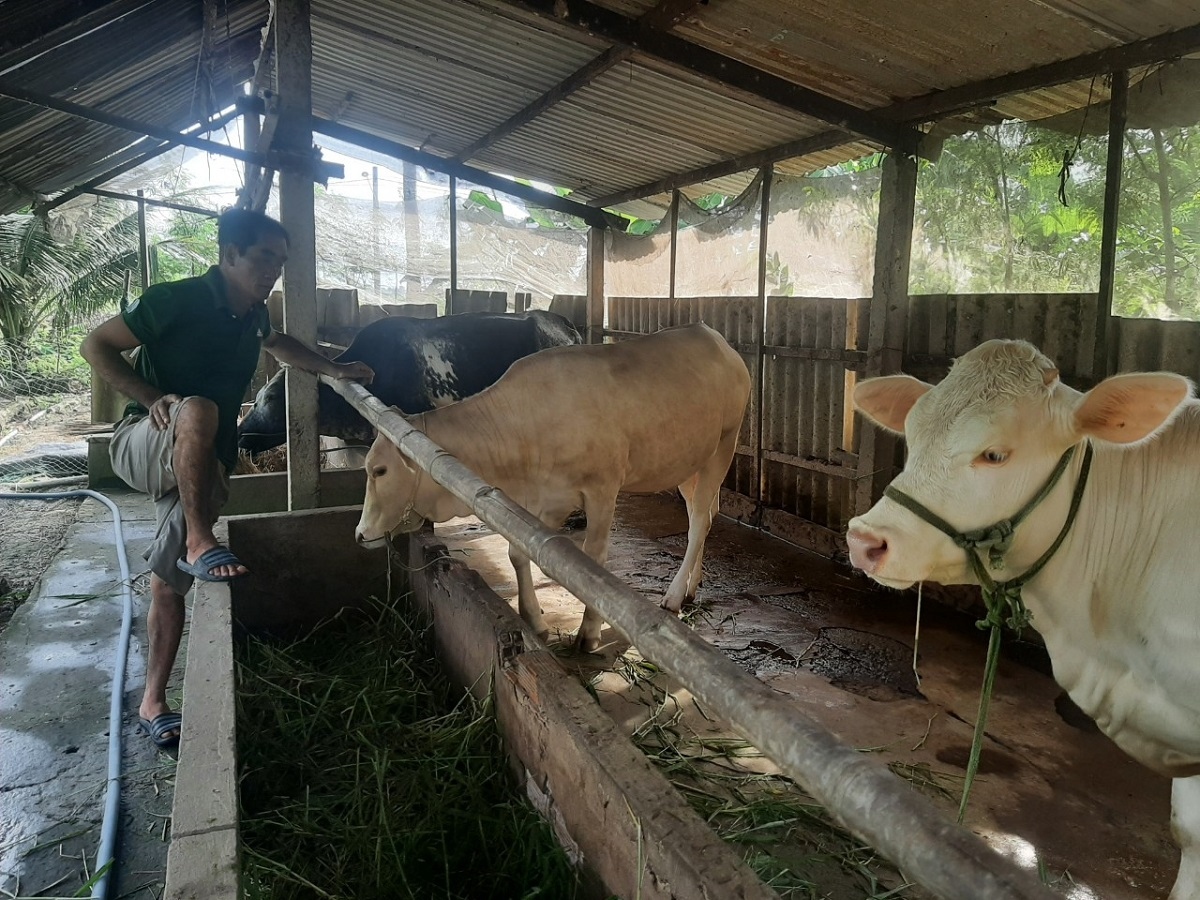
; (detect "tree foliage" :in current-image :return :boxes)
[0,200,215,367]
[0,202,138,361]
[911,120,1200,318]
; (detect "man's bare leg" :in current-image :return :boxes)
[139,573,184,741]
[172,397,245,579]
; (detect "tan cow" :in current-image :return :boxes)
[355,323,751,652]
[847,338,1200,898]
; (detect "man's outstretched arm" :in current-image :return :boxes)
[262,331,374,384]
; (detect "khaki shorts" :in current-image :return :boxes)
[110,397,230,595]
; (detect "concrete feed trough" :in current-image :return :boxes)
[162,505,772,900]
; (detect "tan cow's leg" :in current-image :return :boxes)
[1171,775,1200,899]
[576,495,616,653]
[508,543,546,641]
[662,433,736,613]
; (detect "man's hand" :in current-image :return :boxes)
[334,361,375,385]
[148,394,183,430]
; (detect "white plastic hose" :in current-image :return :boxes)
[0,488,132,900]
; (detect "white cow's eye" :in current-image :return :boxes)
[371,467,388,479]
[981,449,1008,464]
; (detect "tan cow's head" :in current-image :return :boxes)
[847,339,1191,589]
[354,425,468,547]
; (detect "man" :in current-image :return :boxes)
[81,208,373,749]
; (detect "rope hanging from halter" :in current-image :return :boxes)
[882,441,1094,821]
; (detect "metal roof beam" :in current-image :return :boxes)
[34,103,246,214]
[452,0,705,163]
[590,129,855,208]
[481,0,922,154]
[312,117,617,229]
[452,46,632,163]
[594,23,1200,206]
[636,0,709,31]
[883,22,1200,123]
[0,78,343,181]
[87,187,220,218]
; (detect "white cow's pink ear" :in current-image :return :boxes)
[854,375,932,435]
[1074,373,1193,444]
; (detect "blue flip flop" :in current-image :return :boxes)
[138,712,182,749]
[176,545,248,582]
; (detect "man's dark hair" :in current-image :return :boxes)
[217,208,289,252]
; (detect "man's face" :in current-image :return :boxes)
[222,233,288,304]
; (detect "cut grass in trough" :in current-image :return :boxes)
[603,654,933,900]
[236,595,582,900]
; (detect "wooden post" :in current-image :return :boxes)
[1096,70,1128,381]
[753,166,771,519]
[136,189,149,291]
[448,174,458,315]
[275,0,320,511]
[586,227,604,343]
[855,151,917,515]
[668,189,679,324]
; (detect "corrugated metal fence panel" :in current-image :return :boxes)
[761,297,861,535]
[608,296,670,336]
[905,293,1101,386]
[1115,317,1200,382]
[605,297,758,500]
[604,294,1200,557]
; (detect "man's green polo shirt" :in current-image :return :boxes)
[122,266,272,470]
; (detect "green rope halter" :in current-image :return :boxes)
[882,441,1094,821]
[884,442,1092,631]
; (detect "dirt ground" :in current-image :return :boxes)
[0,390,96,632]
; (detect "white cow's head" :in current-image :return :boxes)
[847,339,1191,589]
[354,425,468,547]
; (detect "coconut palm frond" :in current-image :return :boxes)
[0,202,139,357]
[148,236,216,284]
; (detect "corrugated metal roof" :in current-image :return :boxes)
[0,0,262,212]
[2,0,1200,217]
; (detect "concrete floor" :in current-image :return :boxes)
[0,490,176,900]
[437,492,1177,900]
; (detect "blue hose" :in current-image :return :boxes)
[0,488,132,900]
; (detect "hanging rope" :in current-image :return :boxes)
[1057,74,1100,207]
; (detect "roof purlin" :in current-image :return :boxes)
[314,116,618,229]
[473,0,926,155]
[595,20,1200,206]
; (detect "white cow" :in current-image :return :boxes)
[355,323,751,652]
[846,338,1200,899]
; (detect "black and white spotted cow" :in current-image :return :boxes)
[237,310,581,452]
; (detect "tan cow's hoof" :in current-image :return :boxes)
[576,635,601,653]
[537,629,550,644]
[659,597,683,615]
